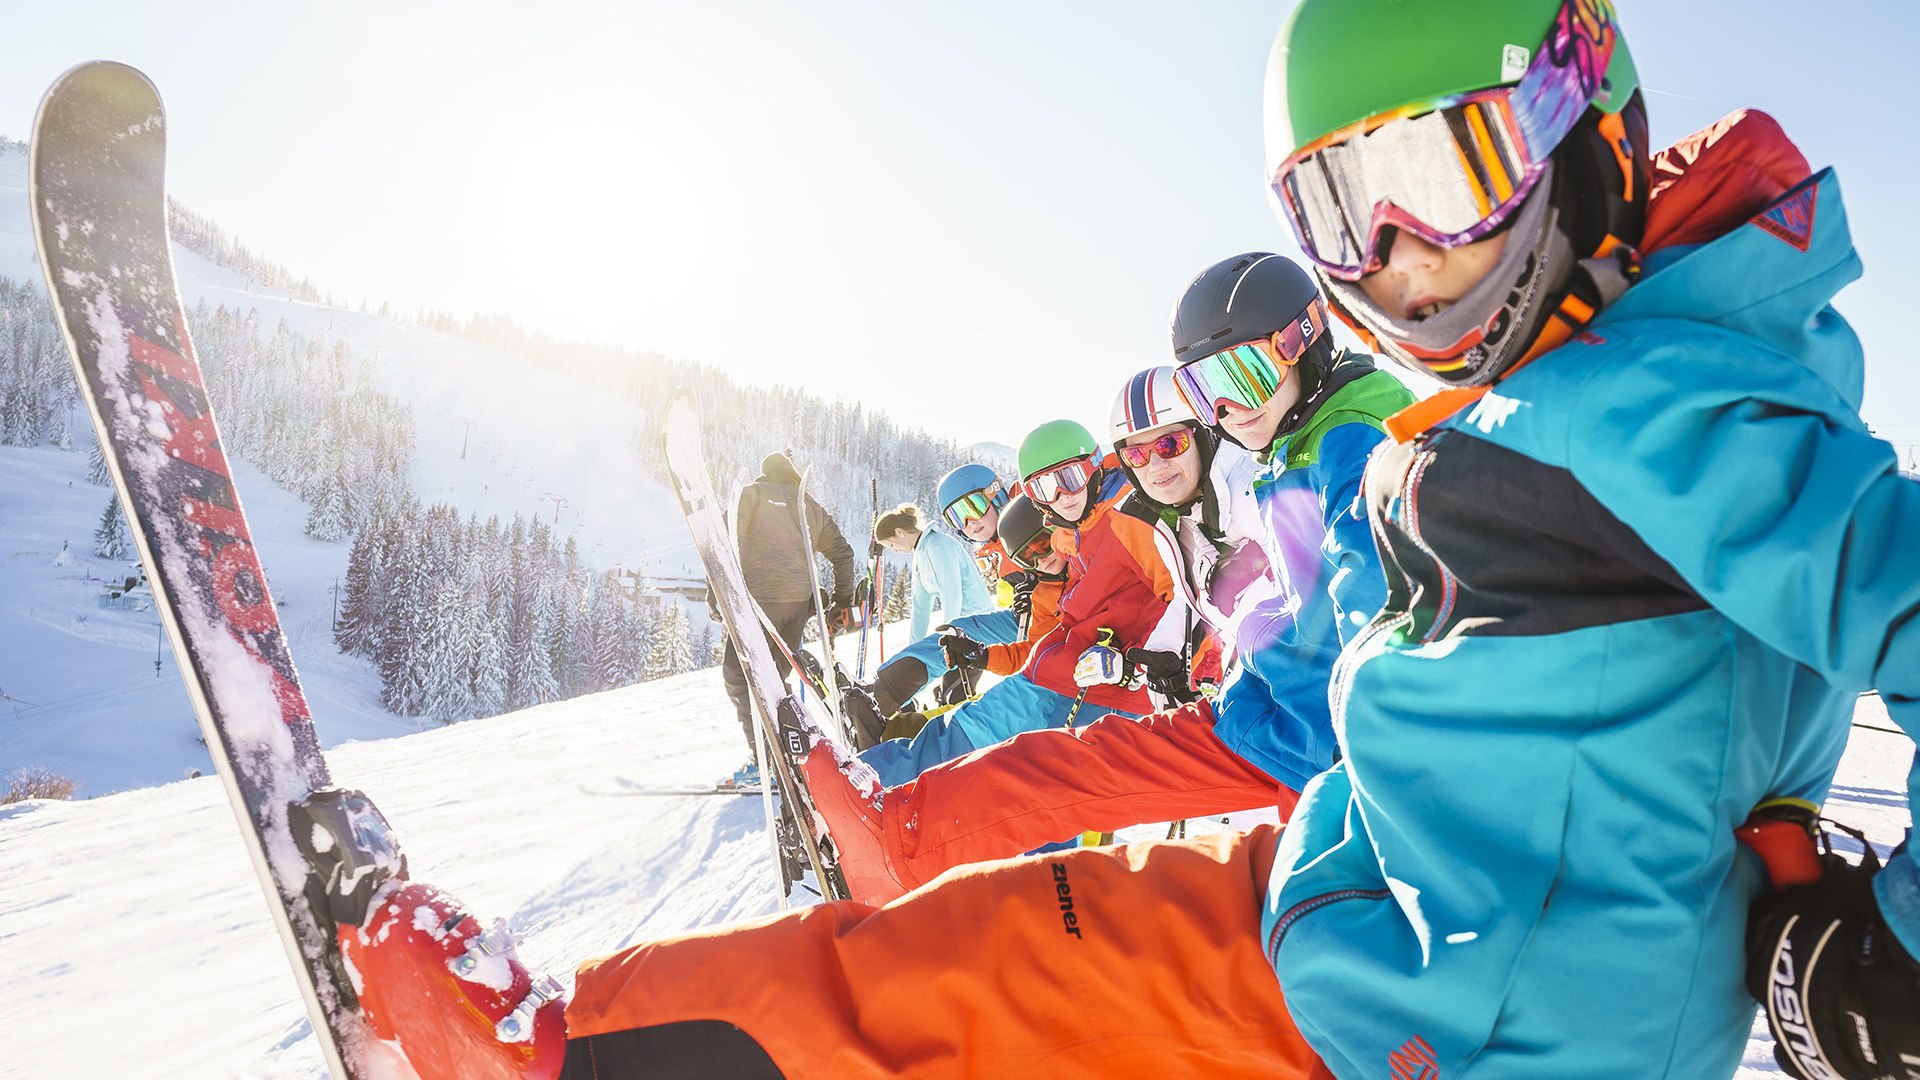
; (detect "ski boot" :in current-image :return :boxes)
[777,700,908,907]
[722,760,763,790]
[292,788,568,1080]
[837,681,889,750]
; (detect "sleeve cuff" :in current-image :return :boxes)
[1874,849,1920,960]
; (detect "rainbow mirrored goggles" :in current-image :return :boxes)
[1022,457,1096,505]
[941,486,1005,531]
[1271,0,1618,281]
[1173,298,1327,419]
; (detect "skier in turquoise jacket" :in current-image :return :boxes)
[1262,1,1920,1077]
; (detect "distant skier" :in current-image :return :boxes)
[718,450,857,784]
[848,419,1190,788]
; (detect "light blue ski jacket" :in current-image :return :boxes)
[910,527,994,642]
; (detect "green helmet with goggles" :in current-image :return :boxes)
[1017,419,1103,513]
[1265,0,1648,387]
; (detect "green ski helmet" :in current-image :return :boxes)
[1017,419,1104,525]
[1265,0,1649,387]
[1018,419,1101,481]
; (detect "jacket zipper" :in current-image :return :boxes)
[1267,886,1394,964]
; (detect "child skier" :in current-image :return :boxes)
[802,263,1413,901]
[841,464,1021,743]
[325,2,1920,1075]
[850,420,1185,787]
[1256,1,1920,1077]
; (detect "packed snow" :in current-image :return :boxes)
[0,666,1907,1076]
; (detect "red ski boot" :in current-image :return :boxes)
[339,880,568,1080]
[786,705,912,907]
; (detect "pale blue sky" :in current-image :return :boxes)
[4,2,1917,454]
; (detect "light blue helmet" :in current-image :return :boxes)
[936,464,1004,511]
[935,463,1008,532]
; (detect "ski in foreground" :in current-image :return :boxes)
[30,60,561,1079]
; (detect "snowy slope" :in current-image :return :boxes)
[0,667,1907,1077]
[0,136,712,793]
[0,139,697,580]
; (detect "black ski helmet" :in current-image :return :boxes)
[1170,252,1337,449]
[1172,253,1333,369]
[996,494,1062,577]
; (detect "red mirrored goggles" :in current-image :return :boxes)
[1116,429,1194,469]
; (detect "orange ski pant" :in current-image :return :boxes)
[885,698,1296,891]
[565,824,1329,1079]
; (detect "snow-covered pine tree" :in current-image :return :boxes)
[644,599,694,680]
[587,571,627,693]
[335,508,395,657]
[93,496,128,559]
[304,467,352,541]
[85,435,110,486]
[885,568,913,622]
[377,514,432,716]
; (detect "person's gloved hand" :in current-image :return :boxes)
[1124,648,1198,704]
[941,632,989,673]
[1745,815,1920,1080]
[827,593,856,635]
[1073,643,1126,688]
[1004,570,1038,618]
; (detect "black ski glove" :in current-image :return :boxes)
[815,589,851,634]
[1746,818,1920,1080]
[1124,648,1199,705]
[940,631,989,673]
[1004,570,1038,619]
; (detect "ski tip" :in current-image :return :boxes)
[36,59,162,122]
[31,61,166,197]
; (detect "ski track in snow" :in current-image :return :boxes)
[0,671,1907,1077]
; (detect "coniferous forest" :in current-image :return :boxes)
[0,255,955,726]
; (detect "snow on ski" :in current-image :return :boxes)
[662,390,852,901]
[29,60,383,1079]
[31,61,563,1080]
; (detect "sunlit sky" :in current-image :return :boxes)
[5,2,1918,455]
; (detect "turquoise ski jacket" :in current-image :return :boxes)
[1265,140,1912,1078]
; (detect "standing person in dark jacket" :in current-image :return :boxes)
[719,450,858,784]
